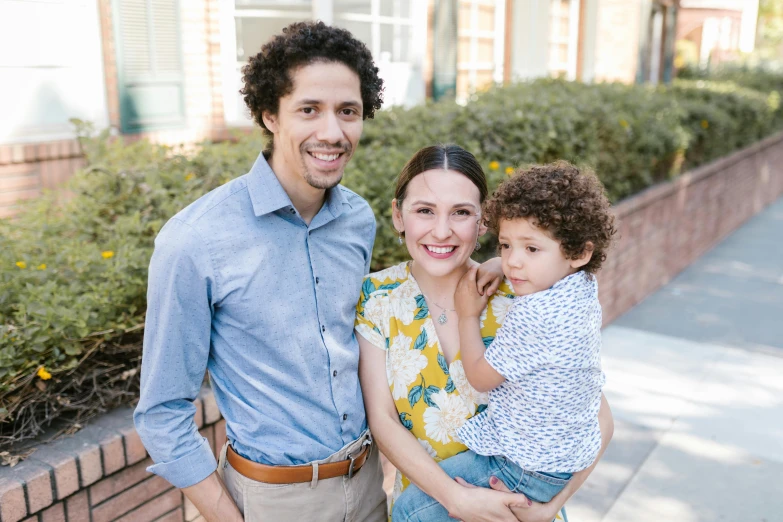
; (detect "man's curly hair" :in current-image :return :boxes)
[240,21,384,135]
[483,161,617,274]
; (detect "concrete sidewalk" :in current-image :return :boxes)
[567,197,783,521]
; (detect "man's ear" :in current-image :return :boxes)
[392,199,404,235]
[261,111,279,134]
[570,241,594,269]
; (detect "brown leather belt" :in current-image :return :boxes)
[226,442,371,484]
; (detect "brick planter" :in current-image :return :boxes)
[1,131,782,522]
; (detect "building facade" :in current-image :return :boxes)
[0,0,684,216]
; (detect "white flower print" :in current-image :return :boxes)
[491,294,515,324]
[375,262,409,283]
[418,438,438,460]
[449,360,488,416]
[362,295,388,337]
[422,390,470,445]
[422,319,438,347]
[387,333,428,400]
[392,470,404,503]
[479,307,488,329]
[391,279,421,325]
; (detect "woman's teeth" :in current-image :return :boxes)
[426,246,456,254]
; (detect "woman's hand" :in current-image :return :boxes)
[474,256,504,296]
[476,477,561,522]
[455,267,489,319]
[444,477,533,522]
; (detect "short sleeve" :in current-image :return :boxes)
[355,277,388,350]
[484,299,554,382]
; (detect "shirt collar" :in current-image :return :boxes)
[246,152,349,219]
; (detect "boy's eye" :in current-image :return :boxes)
[527,246,539,253]
[499,243,509,249]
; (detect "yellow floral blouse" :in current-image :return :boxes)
[355,261,517,503]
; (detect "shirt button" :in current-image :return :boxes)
[343,413,348,421]
[321,325,326,332]
[290,208,295,214]
[333,370,337,377]
[316,277,320,284]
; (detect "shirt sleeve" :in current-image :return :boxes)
[133,218,218,489]
[484,299,554,382]
[354,277,388,350]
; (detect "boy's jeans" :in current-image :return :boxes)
[392,450,572,522]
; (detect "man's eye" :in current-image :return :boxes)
[302,107,315,114]
[341,108,357,116]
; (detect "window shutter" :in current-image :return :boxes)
[113,0,185,133]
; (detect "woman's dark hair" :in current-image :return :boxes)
[240,21,384,136]
[395,145,488,205]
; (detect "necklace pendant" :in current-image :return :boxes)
[437,311,448,325]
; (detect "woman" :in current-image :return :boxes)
[355,145,614,522]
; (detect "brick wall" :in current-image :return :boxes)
[1,132,782,521]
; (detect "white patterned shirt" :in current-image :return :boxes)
[457,271,605,473]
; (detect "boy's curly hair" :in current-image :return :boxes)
[483,161,617,274]
[240,21,384,136]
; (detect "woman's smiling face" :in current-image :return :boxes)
[393,169,486,278]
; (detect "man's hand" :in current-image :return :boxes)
[182,472,243,522]
[455,267,490,319]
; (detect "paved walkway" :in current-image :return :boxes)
[567,197,783,521]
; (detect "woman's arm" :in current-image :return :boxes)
[358,334,533,522]
[489,394,615,522]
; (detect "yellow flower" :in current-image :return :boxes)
[184,172,195,181]
[700,119,709,129]
[619,119,629,129]
[101,251,114,259]
[505,166,514,176]
[15,261,27,269]
[37,367,52,380]
[489,161,500,171]
[37,264,47,270]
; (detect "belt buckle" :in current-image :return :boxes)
[347,438,372,480]
[347,452,358,479]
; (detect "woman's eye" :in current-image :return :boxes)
[416,208,434,215]
[454,209,472,217]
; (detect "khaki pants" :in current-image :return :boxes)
[218,431,387,522]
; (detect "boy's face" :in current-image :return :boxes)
[262,61,363,192]
[498,217,586,296]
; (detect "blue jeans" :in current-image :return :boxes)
[392,450,572,522]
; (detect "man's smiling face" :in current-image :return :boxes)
[263,60,364,191]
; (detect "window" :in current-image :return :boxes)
[548,0,580,80]
[220,0,426,124]
[113,0,185,133]
[456,0,505,101]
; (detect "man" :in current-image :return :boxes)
[134,22,387,521]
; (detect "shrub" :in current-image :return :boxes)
[2,76,782,447]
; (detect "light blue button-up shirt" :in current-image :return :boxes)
[134,152,376,489]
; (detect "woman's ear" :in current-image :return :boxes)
[570,241,594,269]
[392,199,404,235]
[261,111,279,133]
[478,220,488,238]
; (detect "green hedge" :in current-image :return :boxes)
[1,76,782,441]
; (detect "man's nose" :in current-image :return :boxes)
[316,112,344,144]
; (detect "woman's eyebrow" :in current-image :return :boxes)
[408,200,478,210]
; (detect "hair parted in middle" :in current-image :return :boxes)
[483,161,617,274]
[394,144,489,204]
[240,21,384,136]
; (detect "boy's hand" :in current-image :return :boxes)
[455,267,489,319]
[475,256,503,296]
